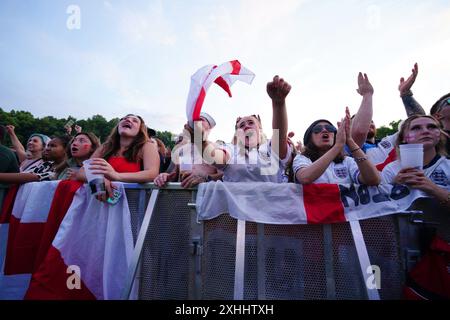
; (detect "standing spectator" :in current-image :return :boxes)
[5,125,50,172]
[0,125,19,174]
[0,136,70,184]
[381,115,449,241]
[154,112,224,188]
[294,108,380,185]
[74,114,160,201]
[219,75,292,183]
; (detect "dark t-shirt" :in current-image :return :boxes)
[0,144,19,173]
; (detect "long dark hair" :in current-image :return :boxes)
[101,114,150,162]
[301,119,344,163]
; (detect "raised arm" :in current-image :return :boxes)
[5,125,27,163]
[344,108,380,185]
[398,63,425,116]
[351,73,374,147]
[266,75,291,159]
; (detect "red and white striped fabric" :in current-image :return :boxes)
[4,182,59,275]
[25,183,134,300]
[186,60,255,123]
[366,133,398,171]
[196,181,432,224]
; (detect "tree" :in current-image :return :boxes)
[376,119,402,139]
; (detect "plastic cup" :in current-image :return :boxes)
[399,144,423,170]
[82,159,106,196]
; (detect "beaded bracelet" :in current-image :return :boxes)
[350,147,361,153]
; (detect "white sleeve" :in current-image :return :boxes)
[345,157,361,184]
[292,154,312,174]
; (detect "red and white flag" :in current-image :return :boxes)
[196,181,434,224]
[25,183,134,300]
[186,60,255,123]
[4,182,59,275]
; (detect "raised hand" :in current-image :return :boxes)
[5,125,15,135]
[74,125,82,134]
[335,117,346,147]
[356,72,374,96]
[344,107,353,142]
[398,63,418,95]
[266,75,291,103]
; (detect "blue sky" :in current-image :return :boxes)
[1,0,450,143]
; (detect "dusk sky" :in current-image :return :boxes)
[1,0,449,142]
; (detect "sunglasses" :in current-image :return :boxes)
[311,124,337,134]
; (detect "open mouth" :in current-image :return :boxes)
[71,147,79,153]
[121,122,132,129]
[321,133,330,141]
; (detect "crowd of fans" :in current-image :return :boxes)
[0,63,449,237]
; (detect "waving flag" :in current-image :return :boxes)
[186,60,255,124]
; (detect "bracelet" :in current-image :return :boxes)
[350,147,361,153]
[354,156,368,163]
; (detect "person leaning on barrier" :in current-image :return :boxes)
[0,125,19,175]
[154,112,225,189]
[57,132,100,180]
[71,114,160,201]
[0,135,70,184]
[217,75,293,183]
[294,108,380,185]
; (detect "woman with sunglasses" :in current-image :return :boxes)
[74,114,160,201]
[294,108,380,185]
[218,75,292,182]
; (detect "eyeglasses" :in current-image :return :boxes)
[311,124,337,134]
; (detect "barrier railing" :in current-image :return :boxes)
[120,183,426,300]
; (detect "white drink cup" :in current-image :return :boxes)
[399,144,423,170]
[83,159,106,196]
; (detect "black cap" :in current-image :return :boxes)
[303,119,335,146]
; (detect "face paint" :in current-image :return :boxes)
[404,132,418,143]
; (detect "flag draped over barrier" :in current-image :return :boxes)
[196,181,434,224]
[25,183,134,300]
[186,60,255,123]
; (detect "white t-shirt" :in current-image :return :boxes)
[381,155,450,243]
[293,154,360,184]
[381,155,450,187]
[221,140,292,183]
[365,132,398,166]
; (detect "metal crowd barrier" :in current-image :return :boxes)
[120,183,432,300]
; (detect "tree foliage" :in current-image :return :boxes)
[376,119,402,139]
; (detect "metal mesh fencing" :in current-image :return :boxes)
[125,186,411,300]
